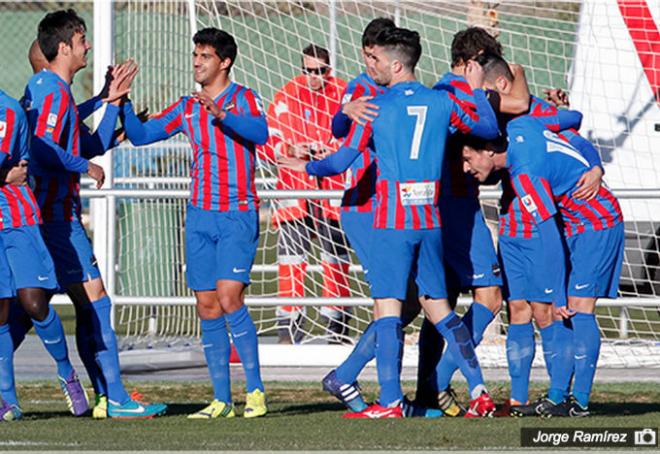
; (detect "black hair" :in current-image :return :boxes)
[302,44,330,65]
[450,26,502,68]
[38,9,86,62]
[477,52,514,83]
[193,28,238,70]
[362,17,396,48]
[374,27,422,71]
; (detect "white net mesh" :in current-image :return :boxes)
[110,0,660,367]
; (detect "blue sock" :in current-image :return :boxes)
[9,300,31,351]
[89,297,129,404]
[507,322,535,404]
[226,305,263,393]
[374,316,403,406]
[539,324,554,380]
[0,324,18,406]
[434,312,485,398]
[76,304,106,396]
[200,316,232,403]
[32,306,73,379]
[548,319,574,404]
[336,321,375,384]
[435,302,494,391]
[571,313,600,408]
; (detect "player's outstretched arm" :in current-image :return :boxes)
[306,145,361,176]
[77,60,139,121]
[193,90,268,145]
[120,99,180,146]
[79,104,120,159]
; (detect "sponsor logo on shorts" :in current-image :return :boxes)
[492,264,501,277]
[232,267,246,273]
[43,337,61,345]
[472,273,485,279]
[575,283,589,290]
[37,275,49,281]
[544,288,553,294]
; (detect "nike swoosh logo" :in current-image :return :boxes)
[575,284,589,290]
[472,273,485,279]
[38,276,49,281]
[43,338,61,344]
[115,404,146,414]
[544,288,553,294]
[574,354,587,360]
[184,114,196,119]
[202,344,213,348]
[233,331,247,338]
[232,268,246,273]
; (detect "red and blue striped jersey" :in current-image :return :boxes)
[338,72,386,213]
[498,96,585,238]
[343,81,485,230]
[0,90,41,229]
[433,72,480,199]
[24,70,92,223]
[506,116,622,237]
[125,82,266,211]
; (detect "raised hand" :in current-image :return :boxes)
[341,96,379,126]
[104,60,139,105]
[543,88,570,107]
[277,155,308,173]
[464,59,485,90]
[192,91,223,119]
[4,160,28,186]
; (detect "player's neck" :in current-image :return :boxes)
[451,66,465,77]
[494,152,508,170]
[48,61,76,85]
[201,74,231,100]
[388,72,416,87]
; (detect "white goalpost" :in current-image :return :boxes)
[84,0,660,371]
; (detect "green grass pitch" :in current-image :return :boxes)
[1,381,658,451]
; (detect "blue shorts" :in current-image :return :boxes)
[185,205,259,291]
[439,196,502,290]
[498,235,562,304]
[1,225,57,291]
[340,211,373,281]
[40,221,101,290]
[0,236,15,298]
[368,228,446,300]
[566,223,624,298]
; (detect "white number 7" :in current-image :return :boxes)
[407,105,427,160]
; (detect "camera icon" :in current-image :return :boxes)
[634,428,657,446]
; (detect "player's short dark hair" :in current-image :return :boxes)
[38,9,87,62]
[451,26,502,68]
[478,52,514,83]
[302,44,330,66]
[193,28,237,70]
[374,27,422,72]
[362,17,396,48]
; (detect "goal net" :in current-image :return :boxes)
[109,0,660,369]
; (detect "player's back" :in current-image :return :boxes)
[507,116,622,234]
[369,81,455,229]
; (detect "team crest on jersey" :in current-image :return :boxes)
[47,113,58,127]
[0,121,6,138]
[521,194,538,213]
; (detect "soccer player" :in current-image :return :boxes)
[121,27,268,419]
[259,44,351,344]
[287,26,499,418]
[0,75,90,419]
[462,114,624,418]
[0,235,18,421]
[24,9,166,419]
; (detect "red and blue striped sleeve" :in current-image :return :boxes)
[445,91,499,139]
[122,99,183,146]
[342,119,372,153]
[0,107,18,158]
[31,88,89,173]
[558,129,602,170]
[511,171,557,224]
[529,96,582,132]
[80,103,120,159]
[221,87,268,145]
[332,80,366,139]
